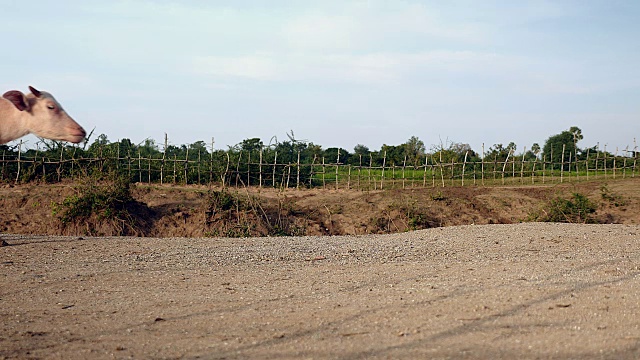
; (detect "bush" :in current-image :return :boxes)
[541,193,597,223]
[203,189,305,237]
[53,174,148,235]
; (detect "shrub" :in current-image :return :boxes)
[53,174,147,235]
[541,193,597,223]
[203,189,305,237]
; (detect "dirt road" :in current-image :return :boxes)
[2,223,640,359]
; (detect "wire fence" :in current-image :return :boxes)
[1,140,638,190]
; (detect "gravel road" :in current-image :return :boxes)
[2,223,640,359]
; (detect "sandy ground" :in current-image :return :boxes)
[2,222,640,359]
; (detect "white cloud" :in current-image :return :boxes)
[194,53,279,80]
[280,13,358,51]
[192,50,508,85]
[277,2,490,54]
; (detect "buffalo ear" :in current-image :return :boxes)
[29,86,42,98]
[2,91,29,111]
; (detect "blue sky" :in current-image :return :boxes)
[2,0,639,154]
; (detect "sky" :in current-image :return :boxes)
[1,0,639,155]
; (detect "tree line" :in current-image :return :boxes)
[0,126,636,186]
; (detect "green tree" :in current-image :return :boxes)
[432,141,479,163]
[189,140,209,155]
[404,136,426,165]
[349,144,371,165]
[484,143,512,161]
[324,147,350,164]
[523,143,541,161]
[380,144,405,166]
[353,144,370,156]
[138,138,160,157]
[542,126,582,164]
[531,143,541,155]
[237,138,263,153]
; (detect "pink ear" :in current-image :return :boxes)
[2,91,29,111]
[29,86,42,98]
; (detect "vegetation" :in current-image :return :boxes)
[52,173,151,236]
[202,188,306,237]
[0,126,636,188]
[539,192,598,224]
[542,126,583,166]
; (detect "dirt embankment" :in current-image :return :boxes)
[1,178,639,237]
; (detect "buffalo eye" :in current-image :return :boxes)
[47,104,55,110]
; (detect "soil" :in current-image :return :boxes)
[1,178,640,359]
[1,178,639,238]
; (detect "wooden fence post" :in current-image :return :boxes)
[15,140,22,183]
[520,147,526,184]
[309,154,316,188]
[335,149,340,190]
[633,138,638,178]
[560,144,565,183]
[623,147,628,179]
[542,155,546,183]
[358,154,362,190]
[604,145,607,179]
[235,151,242,187]
[161,133,167,185]
[593,143,600,178]
[531,155,537,184]
[402,155,407,189]
[198,149,201,184]
[322,156,326,189]
[184,147,189,185]
[286,164,291,189]
[273,151,278,188]
[137,150,142,183]
[369,153,374,190]
[116,142,120,172]
[381,151,386,190]
[481,143,485,186]
[297,150,301,189]
[501,150,511,185]
[223,152,230,188]
[127,149,131,179]
[57,143,64,182]
[246,152,251,187]
[585,148,590,180]
[423,155,428,187]
[259,147,263,188]
[209,137,215,185]
[173,154,177,184]
[462,151,468,186]
[613,147,618,179]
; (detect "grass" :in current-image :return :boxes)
[303,163,637,190]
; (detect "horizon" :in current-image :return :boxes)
[4,128,636,158]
